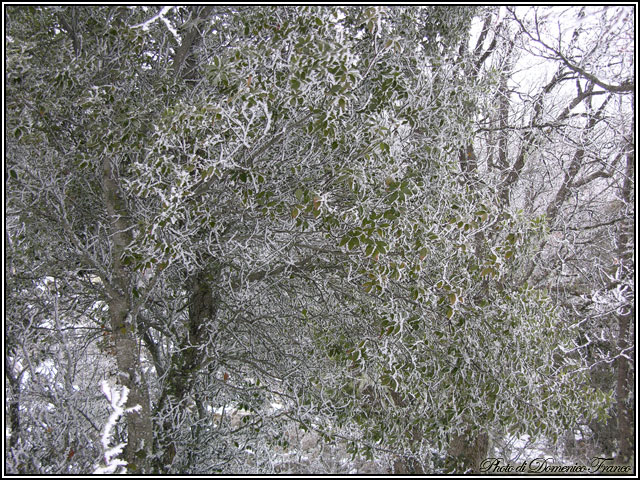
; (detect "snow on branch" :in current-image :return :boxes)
[93,381,141,475]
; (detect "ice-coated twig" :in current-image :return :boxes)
[93,381,141,475]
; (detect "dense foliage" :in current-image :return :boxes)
[5,6,633,474]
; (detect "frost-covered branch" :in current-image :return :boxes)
[93,381,141,475]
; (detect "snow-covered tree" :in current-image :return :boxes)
[5,6,627,474]
[468,6,634,464]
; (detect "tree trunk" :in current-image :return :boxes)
[108,298,153,473]
[447,430,490,473]
[155,268,219,472]
[614,144,634,464]
[6,369,25,474]
[615,306,633,463]
[102,156,153,472]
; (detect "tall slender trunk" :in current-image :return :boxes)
[108,299,153,472]
[6,368,25,474]
[614,143,634,464]
[615,305,633,463]
[102,156,153,472]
